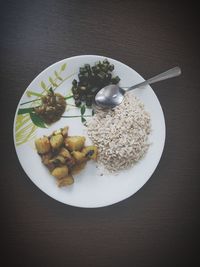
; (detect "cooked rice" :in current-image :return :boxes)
[87,93,151,172]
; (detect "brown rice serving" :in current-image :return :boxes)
[87,93,151,172]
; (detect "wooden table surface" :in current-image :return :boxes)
[1,1,199,266]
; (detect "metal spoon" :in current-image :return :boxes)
[95,66,181,109]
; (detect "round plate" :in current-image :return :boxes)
[13,55,165,208]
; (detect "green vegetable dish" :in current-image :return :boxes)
[71,59,120,107]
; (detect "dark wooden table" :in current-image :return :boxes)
[1,1,199,266]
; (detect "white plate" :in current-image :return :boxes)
[13,55,165,208]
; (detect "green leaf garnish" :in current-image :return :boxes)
[49,87,53,93]
[18,107,35,114]
[81,117,86,123]
[29,112,47,128]
[64,95,73,100]
[80,105,86,115]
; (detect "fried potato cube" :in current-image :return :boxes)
[59,148,75,168]
[57,175,74,187]
[51,165,68,179]
[71,162,87,175]
[65,136,85,151]
[71,151,87,163]
[58,147,72,160]
[52,129,62,135]
[66,157,76,169]
[82,146,98,160]
[50,134,64,149]
[41,152,54,171]
[61,126,69,137]
[35,136,51,154]
[49,155,66,165]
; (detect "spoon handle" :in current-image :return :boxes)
[126,66,181,91]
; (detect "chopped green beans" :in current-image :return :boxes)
[71,59,120,107]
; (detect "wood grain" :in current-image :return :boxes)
[1,1,199,266]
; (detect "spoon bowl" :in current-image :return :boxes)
[95,66,181,109]
[95,84,125,108]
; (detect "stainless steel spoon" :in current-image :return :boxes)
[95,66,181,109]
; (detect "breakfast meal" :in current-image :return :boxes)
[71,59,120,107]
[87,93,151,172]
[35,126,97,187]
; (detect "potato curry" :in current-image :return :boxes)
[35,126,97,187]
